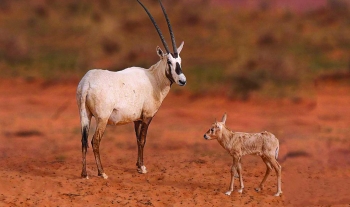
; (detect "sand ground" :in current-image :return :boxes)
[0,78,349,206]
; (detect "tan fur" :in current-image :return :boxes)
[204,113,282,196]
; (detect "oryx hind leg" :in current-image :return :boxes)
[92,118,108,179]
[80,109,91,179]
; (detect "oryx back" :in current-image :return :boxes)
[78,68,163,125]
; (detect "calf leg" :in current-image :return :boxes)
[255,157,272,192]
[236,161,244,193]
[134,117,152,174]
[269,158,282,196]
[225,157,239,195]
[233,166,239,178]
[91,118,108,179]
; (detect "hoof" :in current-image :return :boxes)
[81,172,89,179]
[225,191,232,196]
[274,191,282,197]
[237,188,243,193]
[255,187,262,192]
[99,173,108,179]
[137,165,147,174]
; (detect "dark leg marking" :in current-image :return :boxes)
[134,117,153,174]
[81,125,89,178]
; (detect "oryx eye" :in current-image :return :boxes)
[167,60,171,65]
[210,128,214,132]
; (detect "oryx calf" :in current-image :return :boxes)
[76,0,186,179]
[203,113,282,196]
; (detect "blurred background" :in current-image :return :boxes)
[0,0,349,99]
[1,1,350,206]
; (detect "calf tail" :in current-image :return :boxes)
[275,146,279,160]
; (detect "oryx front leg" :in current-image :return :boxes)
[92,118,108,179]
[134,118,152,174]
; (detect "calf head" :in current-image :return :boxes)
[204,113,227,140]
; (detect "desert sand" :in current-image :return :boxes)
[0,78,349,206]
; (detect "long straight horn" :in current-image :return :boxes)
[158,0,178,56]
[137,0,170,54]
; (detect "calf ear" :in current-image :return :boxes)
[156,46,164,58]
[221,113,227,124]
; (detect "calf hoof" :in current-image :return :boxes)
[225,191,232,196]
[237,188,243,193]
[137,165,147,174]
[274,191,282,197]
[255,187,262,192]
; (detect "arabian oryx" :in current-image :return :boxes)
[76,0,186,179]
[204,113,282,196]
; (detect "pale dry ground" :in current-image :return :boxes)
[0,78,349,206]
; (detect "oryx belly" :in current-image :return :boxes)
[108,107,142,125]
[107,96,160,125]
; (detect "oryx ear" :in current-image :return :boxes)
[156,46,164,58]
[221,113,227,124]
[177,41,184,54]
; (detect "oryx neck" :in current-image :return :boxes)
[148,59,172,93]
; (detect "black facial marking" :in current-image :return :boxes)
[165,63,175,85]
[175,62,182,75]
[170,53,179,58]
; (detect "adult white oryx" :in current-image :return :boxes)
[76,0,186,179]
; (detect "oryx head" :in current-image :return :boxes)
[137,0,186,86]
